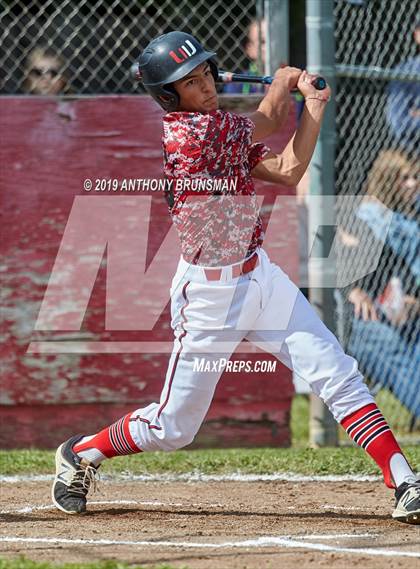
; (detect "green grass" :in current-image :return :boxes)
[1,445,419,477]
[291,394,309,445]
[0,560,182,569]
[1,393,418,476]
[291,392,419,444]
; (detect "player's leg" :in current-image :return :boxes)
[52,271,259,513]
[246,252,419,523]
[76,275,258,455]
[71,330,241,459]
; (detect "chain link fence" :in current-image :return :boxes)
[0,0,262,94]
[334,0,419,435]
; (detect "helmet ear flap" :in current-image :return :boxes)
[156,85,180,112]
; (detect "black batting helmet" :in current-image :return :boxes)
[135,31,218,112]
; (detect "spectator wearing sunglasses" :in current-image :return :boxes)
[23,47,69,95]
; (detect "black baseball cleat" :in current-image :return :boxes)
[392,479,420,524]
[51,434,99,515]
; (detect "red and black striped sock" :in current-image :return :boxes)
[73,413,141,465]
[341,403,411,488]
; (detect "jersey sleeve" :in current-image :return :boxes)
[248,141,271,171]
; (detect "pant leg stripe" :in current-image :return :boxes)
[157,280,190,420]
[129,416,163,431]
[127,282,191,433]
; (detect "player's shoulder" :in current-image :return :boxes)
[163,111,210,136]
[164,109,249,126]
[204,110,255,141]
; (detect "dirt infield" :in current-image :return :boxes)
[1,478,419,568]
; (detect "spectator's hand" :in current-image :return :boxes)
[273,66,303,91]
[348,287,378,321]
[297,70,332,101]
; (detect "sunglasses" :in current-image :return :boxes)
[29,67,60,78]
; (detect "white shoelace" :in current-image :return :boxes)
[68,465,99,496]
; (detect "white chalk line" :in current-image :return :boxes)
[0,472,383,484]
[1,535,419,558]
[2,500,418,559]
[322,504,365,511]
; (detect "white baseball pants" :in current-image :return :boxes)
[128,247,374,451]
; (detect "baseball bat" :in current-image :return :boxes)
[131,63,327,91]
[218,70,327,91]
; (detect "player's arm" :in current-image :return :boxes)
[249,66,302,141]
[251,71,331,186]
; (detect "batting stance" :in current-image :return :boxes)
[52,32,420,523]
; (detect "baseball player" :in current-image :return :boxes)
[52,32,420,524]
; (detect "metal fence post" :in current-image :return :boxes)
[264,0,289,74]
[306,0,338,447]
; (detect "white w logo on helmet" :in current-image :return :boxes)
[169,40,197,64]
